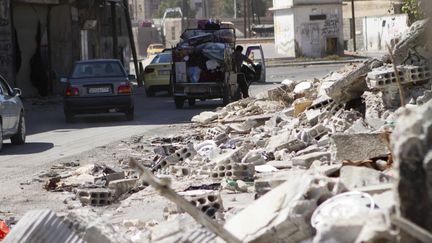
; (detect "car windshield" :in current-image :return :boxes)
[71,61,125,78]
[151,53,172,64]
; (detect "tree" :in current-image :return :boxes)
[402,0,424,24]
[154,0,196,19]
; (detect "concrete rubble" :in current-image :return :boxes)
[3,18,432,243]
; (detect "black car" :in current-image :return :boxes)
[62,59,135,122]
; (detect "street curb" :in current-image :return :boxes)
[266,58,367,67]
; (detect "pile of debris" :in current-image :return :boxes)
[3,19,432,243]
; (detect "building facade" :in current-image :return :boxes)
[271,0,344,57]
[6,0,131,97]
[342,0,405,51]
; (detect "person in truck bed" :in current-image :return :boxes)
[233,45,255,98]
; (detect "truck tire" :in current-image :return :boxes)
[175,97,184,109]
[188,98,196,106]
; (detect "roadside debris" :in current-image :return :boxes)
[3,18,432,242]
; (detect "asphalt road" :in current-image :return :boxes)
[0,64,345,208]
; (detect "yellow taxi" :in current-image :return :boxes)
[143,51,171,97]
[146,43,164,57]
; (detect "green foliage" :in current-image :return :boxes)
[402,0,424,24]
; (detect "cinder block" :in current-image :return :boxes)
[169,166,191,176]
[178,190,224,218]
[4,209,83,243]
[210,163,255,180]
[306,124,328,139]
[152,145,197,172]
[108,178,138,198]
[76,188,112,206]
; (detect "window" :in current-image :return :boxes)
[310,14,327,21]
[72,62,126,79]
[151,53,172,64]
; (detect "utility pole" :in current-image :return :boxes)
[246,0,251,38]
[110,1,118,59]
[351,0,357,52]
[122,0,142,86]
[243,0,247,38]
[234,0,237,19]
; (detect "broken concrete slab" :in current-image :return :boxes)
[225,174,341,242]
[391,100,432,239]
[330,133,390,163]
[339,166,393,191]
[266,131,306,153]
[191,111,219,124]
[4,209,84,243]
[292,152,331,169]
[325,59,384,102]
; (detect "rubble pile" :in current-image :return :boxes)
[3,18,432,243]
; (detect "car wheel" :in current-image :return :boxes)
[125,108,134,121]
[10,112,26,145]
[188,98,196,107]
[174,97,184,109]
[145,88,155,97]
[65,111,74,123]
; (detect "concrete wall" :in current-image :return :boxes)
[50,4,79,94]
[343,0,403,18]
[13,3,49,96]
[294,4,344,57]
[0,0,14,86]
[362,14,408,51]
[272,0,294,9]
[274,8,295,57]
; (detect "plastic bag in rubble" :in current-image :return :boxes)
[0,220,10,240]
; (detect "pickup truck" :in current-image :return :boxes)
[170,22,265,109]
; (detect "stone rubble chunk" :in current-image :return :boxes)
[225,174,341,242]
[108,178,138,199]
[391,100,432,239]
[4,209,84,243]
[339,166,393,191]
[292,152,331,169]
[330,133,390,163]
[191,111,219,123]
[325,59,383,102]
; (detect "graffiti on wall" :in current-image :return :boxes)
[321,14,339,36]
[301,23,320,45]
[274,13,295,56]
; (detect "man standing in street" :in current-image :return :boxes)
[233,45,255,98]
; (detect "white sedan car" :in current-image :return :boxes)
[0,75,25,151]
